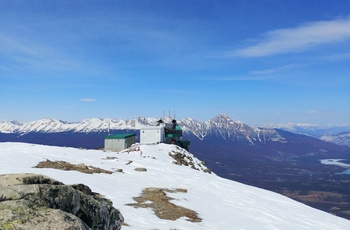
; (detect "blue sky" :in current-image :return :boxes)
[1,0,350,125]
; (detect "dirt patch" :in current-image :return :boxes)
[35,160,113,174]
[126,187,201,223]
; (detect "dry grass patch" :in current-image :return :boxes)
[127,187,201,223]
[35,159,113,174]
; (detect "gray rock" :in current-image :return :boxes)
[0,173,124,230]
[134,168,147,172]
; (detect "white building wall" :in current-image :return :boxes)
[140,126,165,144]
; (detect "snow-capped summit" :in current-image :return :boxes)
[0,142,349,229]
[180,114,285,144]
[0,114,286,144]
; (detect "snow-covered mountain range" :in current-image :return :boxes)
[263,122,350,137]
[1,142,349,230]
[3,113,350,146]
[321,132,350,147]
[2,114,349,141]
[0,114,285,144]
[263,122,350,146]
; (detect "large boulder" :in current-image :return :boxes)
[0,173,124,230]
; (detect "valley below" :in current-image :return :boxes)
[189,132,350,220]
[216,157,350,219]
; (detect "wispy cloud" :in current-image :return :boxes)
[0,34,105,78]
[162,89,200,95]
[80,98,97,102]
[306,110,321,114]
[249,63,307,75]
[204,75,271,81]
[0,34,50,57]
[305,110,336,115]
[205,63,305,81]
[231,17,350,57]
[324,52,350,60]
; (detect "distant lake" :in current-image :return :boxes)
[338,169,350,175]
[320,159,350,175]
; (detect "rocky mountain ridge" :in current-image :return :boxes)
[0,114,285,145]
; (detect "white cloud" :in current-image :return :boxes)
[80,98,96,102]
[232,17,350,57]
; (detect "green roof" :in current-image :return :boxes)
[105,133,136,139]
[175,125,182,130]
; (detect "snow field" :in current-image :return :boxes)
[0,142,349,230]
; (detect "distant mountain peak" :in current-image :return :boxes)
[216,113,231,119]
[211,113,234,122]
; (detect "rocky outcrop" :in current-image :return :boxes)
[0,173,124,230]
[168,149,211,174]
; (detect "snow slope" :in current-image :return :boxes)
[1,142,349,230]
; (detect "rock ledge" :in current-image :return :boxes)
[0,173,123,230]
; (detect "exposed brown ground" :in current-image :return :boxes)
[35,159,113,174]
[127,187,201,223]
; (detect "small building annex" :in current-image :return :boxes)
[104,133,136,152]
[140,125,165,144]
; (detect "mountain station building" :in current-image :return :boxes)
[104,133,136,152]
[140,119,190,150]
